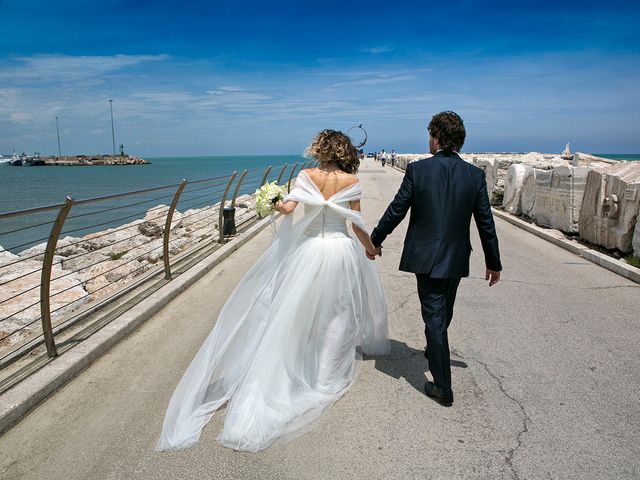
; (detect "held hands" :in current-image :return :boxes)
[365,246,383,260]
[486,268,501,287]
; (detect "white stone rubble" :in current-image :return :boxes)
[0,194,257,351]
[393,151,639,261]
[579,162,640,253]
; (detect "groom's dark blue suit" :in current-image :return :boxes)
[371,151,502,393]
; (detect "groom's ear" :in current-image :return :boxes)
[429,135,439,153]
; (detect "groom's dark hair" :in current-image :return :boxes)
[428,111,466,153]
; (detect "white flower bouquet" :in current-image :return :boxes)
[255,181,287,218]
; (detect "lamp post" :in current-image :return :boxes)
[55,116,62,159]
[109,99,116,156]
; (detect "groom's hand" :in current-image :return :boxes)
[486,268,501,287]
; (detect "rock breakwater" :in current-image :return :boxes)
[0,194,256,350]
[392,151,640,261]
[42,155,149,166]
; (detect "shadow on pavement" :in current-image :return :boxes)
[367,340,468,395]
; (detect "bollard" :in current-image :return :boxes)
[222,207,237,236]
[218,172,238,243]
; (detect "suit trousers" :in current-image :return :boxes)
[415,275,461,392]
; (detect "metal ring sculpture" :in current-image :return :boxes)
[347,124,368,148]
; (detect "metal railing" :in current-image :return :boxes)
[0,160,313,366]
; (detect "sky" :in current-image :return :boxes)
[1,0,639,156]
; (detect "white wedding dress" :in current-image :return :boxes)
[155,170,390,452]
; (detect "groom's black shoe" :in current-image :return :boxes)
[424,381,453,407]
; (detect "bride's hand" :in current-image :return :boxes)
[275,199,299,215]
[365,247,381,260]
[274,200,289,214]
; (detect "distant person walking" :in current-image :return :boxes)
[380,149,387,167]
[391,150,397,167]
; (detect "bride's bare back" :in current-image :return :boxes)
[275,164,377,257]
[304,167,359,200]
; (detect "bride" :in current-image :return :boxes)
[155,129,390,452]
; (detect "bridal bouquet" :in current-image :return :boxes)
[255,181,287,218]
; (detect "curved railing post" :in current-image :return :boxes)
[276,163,288,184]
[40,196,74,357]
[287,162,300,193]
[218,172,238,243]
[231,170,249,209]
[163,179,187,280]
[260,166,272,187]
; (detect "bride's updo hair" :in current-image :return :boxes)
[305,129,360,174]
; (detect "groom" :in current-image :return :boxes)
[369,111,502,407]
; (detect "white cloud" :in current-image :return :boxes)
[1,51,639,155]
[326,74,415,89]
[361,46,394,54]
[0,54,170,82]
[9,112,33,124]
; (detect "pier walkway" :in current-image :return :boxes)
[1,159,639,479]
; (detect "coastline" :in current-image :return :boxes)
[36,155,149,166]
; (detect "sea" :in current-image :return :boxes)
[594,154,640,162]
[0,155,305,253]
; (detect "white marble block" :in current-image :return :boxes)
[633,222,640,258]
[531,166,589,233]
[395,154,430,171]
[520,168,538,217]
[472,157,502,205]
[532,169,553,225]
[502,164,532,215]
[579,162,640,253]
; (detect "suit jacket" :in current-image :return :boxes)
[371,151,502,278]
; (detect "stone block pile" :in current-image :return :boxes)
[0,195,257,350]
[579,163,640,256]
[393,151,640,260]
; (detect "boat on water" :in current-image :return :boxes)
[3,152,45,166]
[1,150,20,166]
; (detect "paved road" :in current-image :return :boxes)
[1,159,639,480]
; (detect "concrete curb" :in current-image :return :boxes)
[492,209,640,284]
[0,215,274,435]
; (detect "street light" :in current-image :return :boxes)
[109,99,116,156]
[55,116,62,159]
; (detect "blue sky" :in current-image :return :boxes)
[1,0,639,156]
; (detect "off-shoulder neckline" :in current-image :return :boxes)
[299,170,360,201]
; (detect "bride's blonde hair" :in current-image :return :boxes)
[305,129,360,174]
